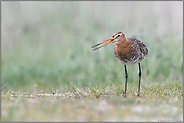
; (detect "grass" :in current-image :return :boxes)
[1,1,183,122]
[1,82,183,121]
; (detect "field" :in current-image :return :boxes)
[1,1,183,122]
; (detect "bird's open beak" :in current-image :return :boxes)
[92,38,114,51]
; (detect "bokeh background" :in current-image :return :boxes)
[1,1,183,92]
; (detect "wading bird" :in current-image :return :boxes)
[92,32,148,97]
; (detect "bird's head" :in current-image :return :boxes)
[112,32,126,45]
[92,32,126,51]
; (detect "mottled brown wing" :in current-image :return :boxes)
[128,38,148,56]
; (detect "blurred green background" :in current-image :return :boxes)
[1,1,183,92]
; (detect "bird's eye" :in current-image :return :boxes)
[115,35,121,38]
[113,34,121,39]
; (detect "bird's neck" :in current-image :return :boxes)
[116,38,132,48]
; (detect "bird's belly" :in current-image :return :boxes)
[114,49,146,65]
[115,55,145,65]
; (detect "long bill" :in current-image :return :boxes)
[92,38,114,51]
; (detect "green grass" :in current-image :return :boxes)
[1,1,183,122]
[1,83,183,121]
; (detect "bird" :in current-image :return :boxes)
[92,32,148,97]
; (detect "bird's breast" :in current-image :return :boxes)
[114,44,134,65]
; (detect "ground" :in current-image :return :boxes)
[1,83,183,122]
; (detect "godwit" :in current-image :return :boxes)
[92,32,148,97]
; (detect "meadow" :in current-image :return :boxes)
[1,1,183,122]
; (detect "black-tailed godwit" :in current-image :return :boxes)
[92,32,148,97]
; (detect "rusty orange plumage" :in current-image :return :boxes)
[92,32,148,97]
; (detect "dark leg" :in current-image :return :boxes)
[138,63,141,96]
[124,65,128,97]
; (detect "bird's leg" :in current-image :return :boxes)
[138,63,141,96]
[124,65,128,97]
